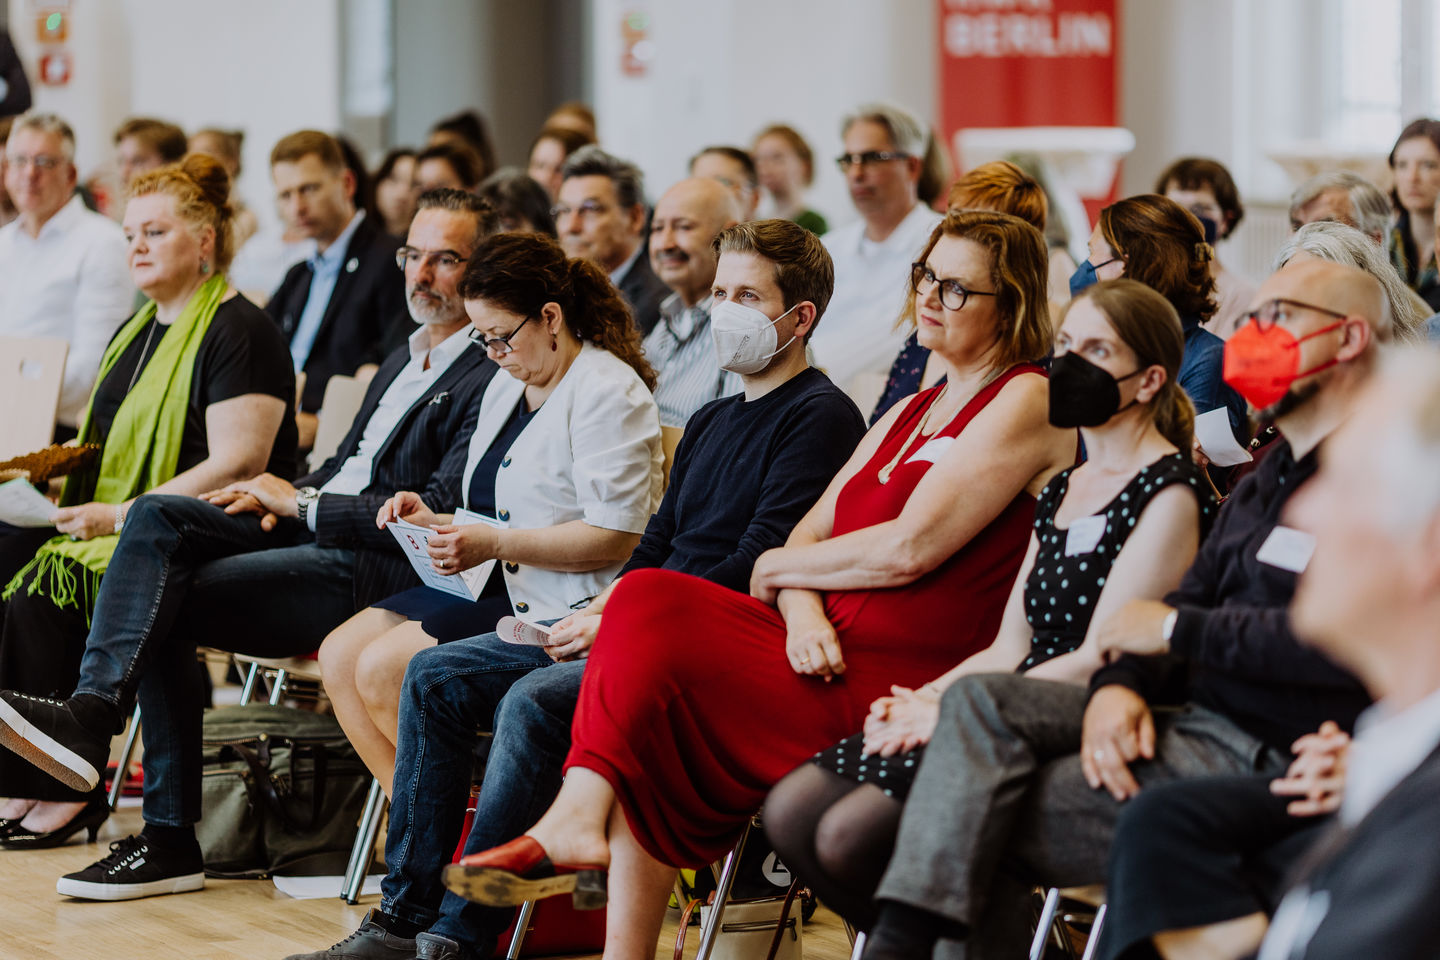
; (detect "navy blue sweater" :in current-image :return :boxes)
[620,367,866,592]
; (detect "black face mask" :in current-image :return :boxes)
[1048,351,1144,428]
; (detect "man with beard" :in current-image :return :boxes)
[0,189,500,902]
[854,258,1389,960]
[642,177,742,427]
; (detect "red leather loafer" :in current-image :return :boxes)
[442,835,608,910]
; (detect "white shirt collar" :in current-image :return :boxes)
[23,194,88,242]
[608,242,644,287]
[407,323,474,366]
[843,201,937,256]
[1341,683,1440,825]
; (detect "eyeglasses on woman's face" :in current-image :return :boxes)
[468,314,533,355]
[910,261,996,311]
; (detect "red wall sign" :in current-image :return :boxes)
[937,0,1121,200]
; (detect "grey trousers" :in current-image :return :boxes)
[874,674,1288,960]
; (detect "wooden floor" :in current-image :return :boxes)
[2,806,857,960]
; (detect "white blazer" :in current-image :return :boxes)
[460,343,664,620]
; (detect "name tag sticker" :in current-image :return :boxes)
[1256,525,1316,574]
[1064,514,1107,556]
[905,436,955,465]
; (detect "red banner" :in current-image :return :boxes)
[937,0,1122,211]
[938,0,1119,130]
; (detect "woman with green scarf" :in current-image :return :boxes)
[0,154,298,847]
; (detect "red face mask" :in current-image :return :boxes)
[1222,318,1345,410]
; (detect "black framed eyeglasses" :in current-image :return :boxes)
[468,315,532,355]
[910,262,997,311]
[835,150,909,172]
[1243,298,1347,331]
[396,247,468,272]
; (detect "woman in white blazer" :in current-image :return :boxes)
[320,232,663,790]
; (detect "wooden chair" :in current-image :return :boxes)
[660,426,684,491]
[307,374,371,472]
[0,336,68,459]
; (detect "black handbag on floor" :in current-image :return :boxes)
[197,704,372,878]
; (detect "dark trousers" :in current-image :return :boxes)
[381,629,583,955]
[1093,773,1326,960]
[65,494,356,826]
[874,675,1287,960]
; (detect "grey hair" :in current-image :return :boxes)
[1288,171,1392,242]
[1274,221,1423,345]
[841,101,926,158]
[8,111,76,161]
[559,145,645,210]
[414,187,499,247]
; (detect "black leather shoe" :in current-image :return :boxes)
[0,795,109,850]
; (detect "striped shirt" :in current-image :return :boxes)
[644,293,743,428]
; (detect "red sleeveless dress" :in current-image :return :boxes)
[565,365,1043,866]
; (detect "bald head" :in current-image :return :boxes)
[1256,258,1388,335]
[649,178,742,307]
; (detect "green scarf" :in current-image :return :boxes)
[4,274,229,620]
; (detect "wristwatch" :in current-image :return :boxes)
[295,486,321,526]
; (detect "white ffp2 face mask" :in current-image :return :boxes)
[710,299,800,375]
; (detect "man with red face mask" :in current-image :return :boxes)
[854,258,1392,960]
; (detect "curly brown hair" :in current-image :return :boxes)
[458,233,657,390]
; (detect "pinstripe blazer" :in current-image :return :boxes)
[294,339,497,608]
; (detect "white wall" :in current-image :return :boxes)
[588,0,937,231]
[9,0,343,230]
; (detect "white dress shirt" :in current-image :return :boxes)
[813,202,942,398]
[315,324,472,509]
[643,293,743,428]
[0,195,135,427]
[461,343,663,620]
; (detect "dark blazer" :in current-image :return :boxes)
[616,247,671,338]
[0,30,32,117]
[296,340,498,608]
[266,214,410,412]
[1257,741,1440,959]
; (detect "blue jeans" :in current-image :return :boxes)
[382,628,586,954]
[71,494,355,826]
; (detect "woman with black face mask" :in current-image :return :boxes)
[762,278,1217,931]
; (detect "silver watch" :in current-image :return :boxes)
[296,486,321,525]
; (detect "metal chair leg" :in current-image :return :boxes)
[267,667,290,705]
[1079,904,1107,960]
[505,900,537,960]
[342,778,387,903]
[849,930,867,960]
[106,704,142,810]
[1030,888,1062,960]
[693,823,750,960]
[238,662,261,704]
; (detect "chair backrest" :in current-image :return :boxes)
[307,374,370,472]
[660,426,684,491]
[0,336,69,459]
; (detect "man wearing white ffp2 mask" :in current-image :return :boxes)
[709,220,827,391]
[710,299,801,374]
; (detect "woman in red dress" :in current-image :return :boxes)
[445,210,1077,958]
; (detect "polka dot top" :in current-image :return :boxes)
[1020,452,1216,671]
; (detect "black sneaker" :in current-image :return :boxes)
[0,690,110,792]
[55,834,205,901]
[281,910,418,960]
[415,933,463,960]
